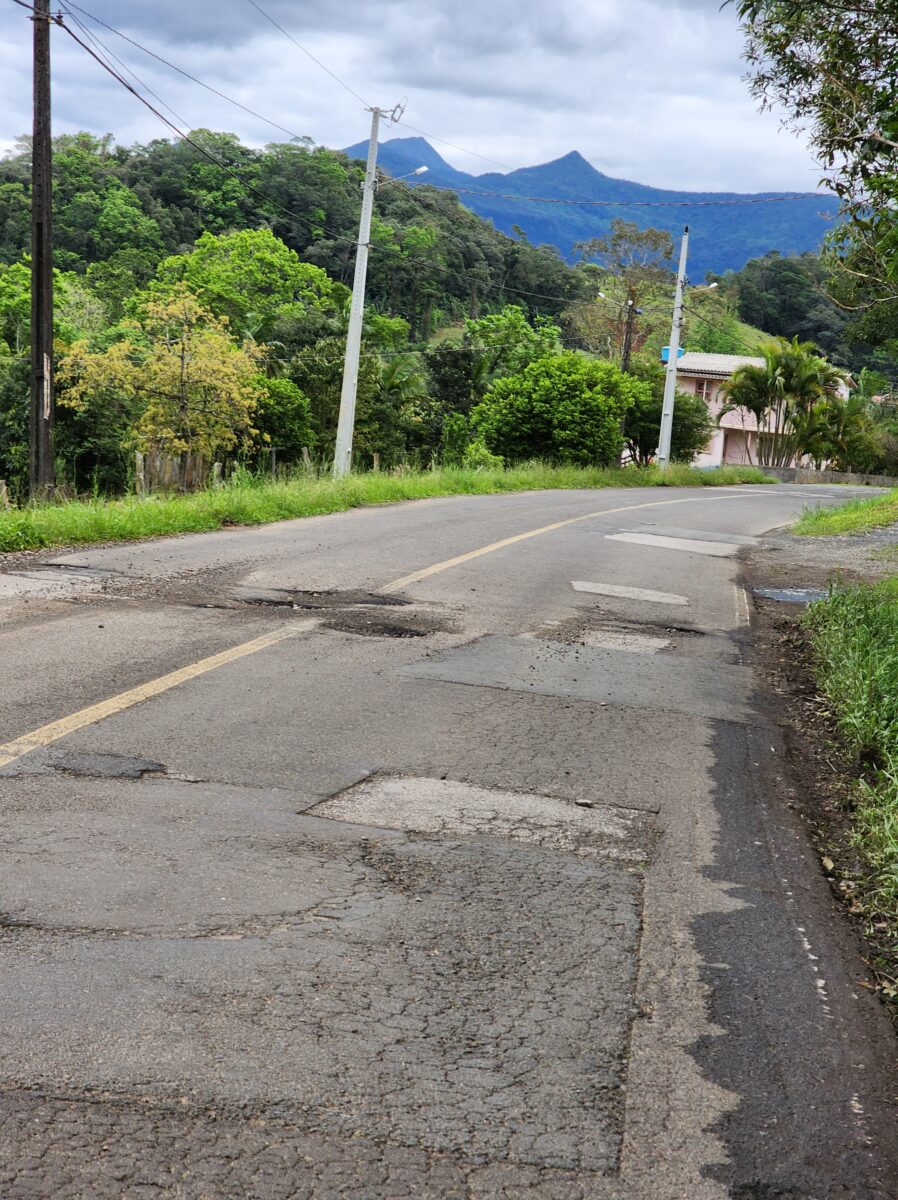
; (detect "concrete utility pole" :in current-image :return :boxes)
[333,107,383,478]
[657,226,689,468]
[30,0,55,497]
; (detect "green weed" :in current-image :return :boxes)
[795,489,898,536]
[0,463,771,555]
[804,579,898,946]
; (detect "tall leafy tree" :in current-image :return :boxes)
[59,289,262,463]
[152,228,335,334]
[736,2,898,333]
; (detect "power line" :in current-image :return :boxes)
[390,117,518,173]
[9,3,656,318]
[62,1,309,144]
[680,302,762,355]
[244,0,369,109]
[61,6,195,133]
[413,181,821,209]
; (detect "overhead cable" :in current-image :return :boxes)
[63,1,310,143]
[244,0,370,108]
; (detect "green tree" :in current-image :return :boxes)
[625,358,713,464]
[253,377,314,463]
[719,336,848,466]
[464,304,562,379]
[290,336,382,464]
[0,261,31,354]
[472,353,642,465]
[153,228,335,333]
[0,351,29,494]
[736,2,898,322]
[59,289,262,464]
[424,343,488,416]
[576,219,674,284]
[94,185,163,261]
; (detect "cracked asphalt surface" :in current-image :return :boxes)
[0,483,897,1199]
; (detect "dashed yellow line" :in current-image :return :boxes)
[380,493,733,592]
[0,488,768,770]
[0,620,318,771]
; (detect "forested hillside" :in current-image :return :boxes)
[0,131,584,336]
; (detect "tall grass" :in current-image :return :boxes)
[805,578,898,949]
[0,462,771,554]
[795,488,898,536]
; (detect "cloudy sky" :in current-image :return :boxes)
[0,0,820,193]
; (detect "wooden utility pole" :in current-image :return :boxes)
[620,288,637,373]
[30,0,55,497]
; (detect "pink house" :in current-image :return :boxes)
[675,351,767,467]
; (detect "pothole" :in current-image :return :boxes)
[0,750,166,780]
[321,611,452,638]
[532,612,706,654]
[14,563,120,580]
[230,586,410,610]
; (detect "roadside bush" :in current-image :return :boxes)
[463,437,504,470]
[471,354,645,465]
[626,358,713,464]
[253,377,315,464]
[441,412,471,466]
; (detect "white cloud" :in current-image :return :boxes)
[0,0,820,192]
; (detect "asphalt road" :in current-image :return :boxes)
[0,482,896,1200]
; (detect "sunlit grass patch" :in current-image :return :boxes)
[795,489,898,536]
[0,462,772,555]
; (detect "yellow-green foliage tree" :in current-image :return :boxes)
[60,289,262,462]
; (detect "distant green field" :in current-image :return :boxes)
[0,463,771,554]
[734,319,774,351]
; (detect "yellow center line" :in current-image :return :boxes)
[0,620,318,771]
[379,492,748,592]
[0,487,773,772]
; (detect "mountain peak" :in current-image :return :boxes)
[335,135,837,275]
[344,134,451,174]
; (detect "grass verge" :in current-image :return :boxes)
[804,579,898,990]
[0,463,771,554]
[794,488,898,536]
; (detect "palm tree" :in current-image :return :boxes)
[375,353,429,408]
[719,337,848,467]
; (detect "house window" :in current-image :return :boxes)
[694,379,715,402]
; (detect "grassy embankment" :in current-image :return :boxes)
[805,581,898,986]
[797,488,898,977]
[794,488,898,536]
[0,462,770,554]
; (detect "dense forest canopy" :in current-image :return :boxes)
[0,131,586,334]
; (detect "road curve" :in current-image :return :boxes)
[0,482,895,1200]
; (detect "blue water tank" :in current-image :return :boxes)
[661,346,686,363]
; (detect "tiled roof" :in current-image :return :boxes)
[676,351,765,377]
